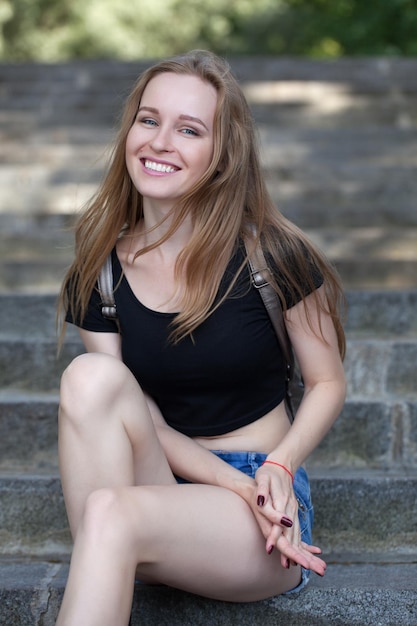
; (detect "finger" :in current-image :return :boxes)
[280,553,290,569]
[255,475,271,507]
[265,523,281,555]
[249,502,273,535]
[258,499,294,528]
[302,542,322,555]
[277,535,327,576]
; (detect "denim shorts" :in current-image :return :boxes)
[177,450,313,595]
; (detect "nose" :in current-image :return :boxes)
[149,125,173,152]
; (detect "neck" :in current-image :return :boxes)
[139,200,193,259]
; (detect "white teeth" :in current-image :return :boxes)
[144,160,177,173]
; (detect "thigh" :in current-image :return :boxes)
[122,483,301,602]
[59,353,176,535]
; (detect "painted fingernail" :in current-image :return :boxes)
[280,516,293,528]
[257,495,265,506]
[267,545,274,555]
[285,559,290,569]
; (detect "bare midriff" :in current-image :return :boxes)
[193,401,291,454]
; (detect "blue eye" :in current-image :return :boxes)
[182,128,198,136]
[141,118,157,126]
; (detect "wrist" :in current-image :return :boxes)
[262,460,295,483]
[228,473,255,501]
[266,448,298,476]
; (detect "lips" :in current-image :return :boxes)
[143,159,179,173]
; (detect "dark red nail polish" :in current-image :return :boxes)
[285,559,290,569]
[267,545,274,555]
[257,495,265,506]
[280,516,293,528]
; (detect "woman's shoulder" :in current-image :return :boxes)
[264,232,324,308]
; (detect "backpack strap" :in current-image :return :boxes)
[244,237,296,423]
[98,253,120,332]
[98,225,130,326]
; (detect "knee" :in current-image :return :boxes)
[59,353,130,425]
[81,487,149,550]
[82,488,127,538]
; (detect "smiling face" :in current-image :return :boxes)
[125,72,218,210]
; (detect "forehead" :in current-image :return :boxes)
[140,73,218,122]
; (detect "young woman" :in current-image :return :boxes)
[56,49,346,625]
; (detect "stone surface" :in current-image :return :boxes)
[1,471,417,557]
[1,558,416,626]
[1,59,417,290]
[0,58,416,625]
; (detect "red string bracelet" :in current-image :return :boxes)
[262,461,294,483]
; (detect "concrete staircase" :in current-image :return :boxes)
[0,58,416,625]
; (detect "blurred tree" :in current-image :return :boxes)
[0,0,416,60]
[279,0,417,56]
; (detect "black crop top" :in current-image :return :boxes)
[66,246,323,437]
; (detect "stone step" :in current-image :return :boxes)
[1,333,416,395]
[2,58,417,91]
[2,125,415,169]
[0,392,59,473]
[0,259,71,294]
[1,126,416,227]
[261,128,417,229]
[1,61,416,233]
[1,221,416,291]
[2,247,417,292]
[0,206,417,292]
[1,555,416,626]
[1,59,417,131]
[1,470,416,558]
[2,392,416,472]
[1,58,416,626]
[0,291,416,393]
[0,337,80,392]
[2,290,416,339]
[1,392,416,473]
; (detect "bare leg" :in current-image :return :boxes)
[58,353,175,537]
[56,353,301,625]
[56,484,302,626]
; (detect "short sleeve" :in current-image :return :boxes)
[266,244,324,310]
[65,283,119,333]
[65,250,120,333]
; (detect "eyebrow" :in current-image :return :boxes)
[137,107,209,131]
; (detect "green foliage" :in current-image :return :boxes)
[0,0,416,61]
[280,0,417,57]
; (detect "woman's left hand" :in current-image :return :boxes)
[252,464,327,576]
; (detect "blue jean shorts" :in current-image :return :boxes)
[177,450,313,595]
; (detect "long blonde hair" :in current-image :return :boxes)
[59,49,345,357]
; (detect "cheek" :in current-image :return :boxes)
[196,145,215,174]
[125,131,140,181]
[125,124,146,156]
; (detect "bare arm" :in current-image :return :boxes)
[266,284,346,472]
[79,328,122,359]
[254,285,345,569]
[144,394,328,572]
[145,393,258,488]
